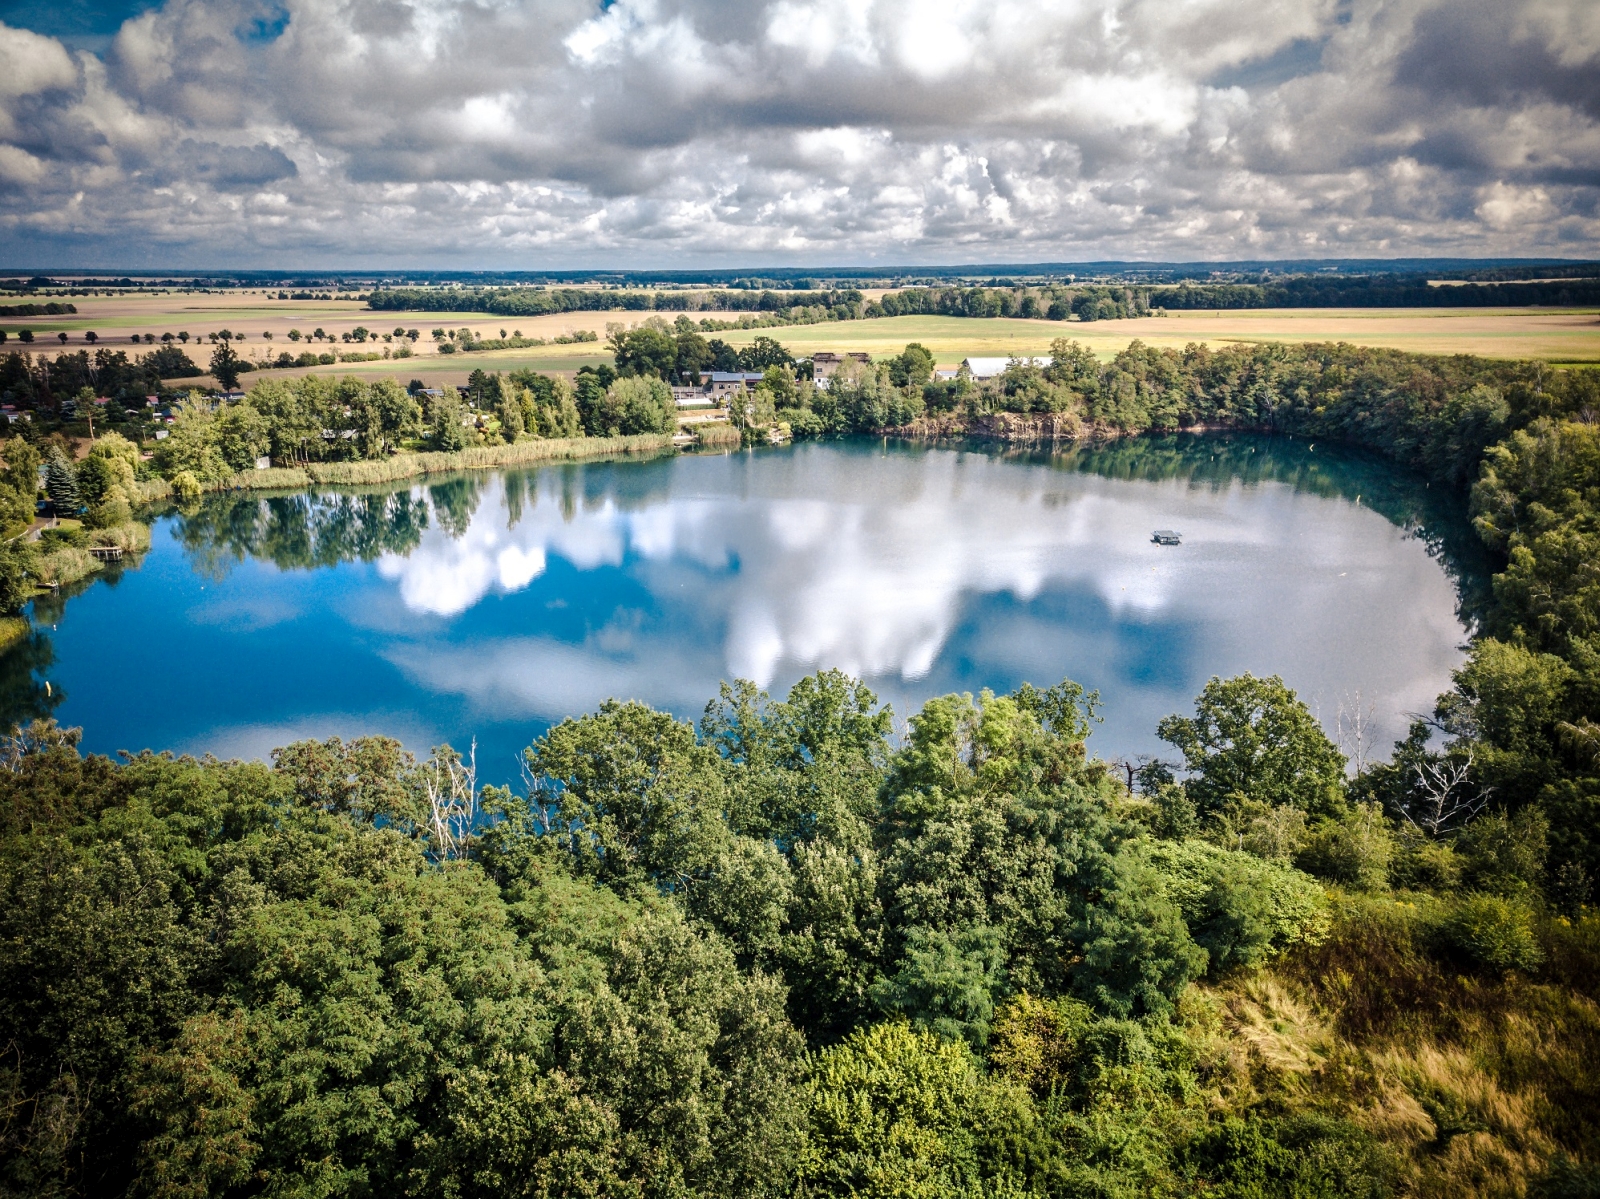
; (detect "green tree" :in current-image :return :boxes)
[738,336,793,370]
[599,376,675,436]
[890,342,936,388]
[43,449,79,513]
[429,390,467,452]
[154,399,229,482]
[1157,674,1347,817]
[213,400,272,472]
[208,339,243,390]
[496,384,524,442]
[610,322,677,379]
[525,699,731,892]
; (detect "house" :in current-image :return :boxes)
[812,351,871,385]
[933,369,960,381]
[706,371,766,398]
[672,385,717,408]
[961,356,1053,380]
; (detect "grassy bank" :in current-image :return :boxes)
[138,433,677,500]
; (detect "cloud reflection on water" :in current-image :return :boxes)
[371,443,1467,759]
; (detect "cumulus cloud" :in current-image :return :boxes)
[0,0,1595,264]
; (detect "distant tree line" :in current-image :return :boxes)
[369,284,1155,325]
[367,286,868,318]
[0,347,195,413]
[1151,274,1600,310]
[0,302,76,317]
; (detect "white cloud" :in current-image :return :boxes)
[0,0,1595,263]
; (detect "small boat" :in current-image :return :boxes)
[1151,530,1182,546]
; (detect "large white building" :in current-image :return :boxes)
[961,356,1053,380]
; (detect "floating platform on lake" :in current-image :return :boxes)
[1151,530,1183,546]
[88,546,124,562]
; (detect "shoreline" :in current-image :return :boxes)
[134,433,677,501]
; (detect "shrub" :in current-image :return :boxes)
[82,498,133,529]
[1297,802,1394,892]
[1390,834,1463,892]
[799,1021,1035,1199]
[1457,808,1549,897]
[169,470,202,502]
[1144,839,1330,975]
[1435,894,1544,973]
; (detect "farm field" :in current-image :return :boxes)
[237,306,1600,388]
[4,290,1597,388]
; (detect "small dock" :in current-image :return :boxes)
[88,545,125,562]
[1151,529,1182,546]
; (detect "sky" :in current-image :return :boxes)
[0,0,1596,267]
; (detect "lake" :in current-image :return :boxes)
[18,434,1485,781]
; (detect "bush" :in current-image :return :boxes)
[169,470,202,502]
[82,498,132,529]
[1144,839,1330,975]
[1390,834,1462,892]
[1435,894,1544,973]
[1187,1115,1396,1199]
[1297,803,1394,892]
[1457,808,1549,897]
[799,1021,1034,1199]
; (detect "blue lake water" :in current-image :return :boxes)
[17,435,1485,783]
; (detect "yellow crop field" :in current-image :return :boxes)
[4,290,1596,387]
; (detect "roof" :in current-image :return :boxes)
[962,356,1053,379]
[708,371,765,383]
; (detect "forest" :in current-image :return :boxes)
[1148,275,1600,310]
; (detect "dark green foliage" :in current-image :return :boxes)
[145,345,200,378]
[428,388,467,451]
[1187,1115,1397,1199]
[1158,673,1347,817]
[208,339,243,389]
[43,448,78,513]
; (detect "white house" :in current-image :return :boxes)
[961,356,1052,380]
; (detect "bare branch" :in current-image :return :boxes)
[1396,751,1488,838]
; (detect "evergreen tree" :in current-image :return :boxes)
[44,448,79,513]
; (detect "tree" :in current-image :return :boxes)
[496,384,524,442]
[1157,674,1347,817]
[709,338,739,372]
[890,342,935,387]
[209,339,243,390]
[429,390,467,452]
[0,540,36,614]
[610,322,677,379]
[44,449,79,513]
[739,336,793,370]
[675,330,713,381]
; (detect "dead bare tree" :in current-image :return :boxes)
[1337,689,1378,776]
[424,739,478,860]
[1397,751,1488,838]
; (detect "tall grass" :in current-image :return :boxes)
[1206,895,1600,1196]
[693,423,742,448]
[36,547,101,588]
